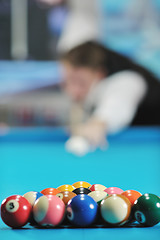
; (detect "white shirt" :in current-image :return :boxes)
[84,70,147,133]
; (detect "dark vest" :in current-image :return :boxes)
[105,48,160,125]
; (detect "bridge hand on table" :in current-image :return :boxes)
[65,120,108,156]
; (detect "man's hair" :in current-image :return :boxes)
[61,41,108,74]
[60,40,160,92]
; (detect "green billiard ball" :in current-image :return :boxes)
[133,193,160,227]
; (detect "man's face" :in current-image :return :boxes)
[62,63,104,102]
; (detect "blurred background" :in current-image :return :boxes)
[0,0,160,128]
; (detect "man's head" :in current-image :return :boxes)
[61,41,108,102]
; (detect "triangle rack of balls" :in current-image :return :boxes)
[1,182,160,228]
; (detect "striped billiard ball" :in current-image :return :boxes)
[90,184,107,191]
[100,194,131,226]
[23,191,43,206]
[88,190,108,205]
[1,195,32,228]
[23,191,44,225]
[33,195,65,227]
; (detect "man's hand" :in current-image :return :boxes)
[70,118,108,150]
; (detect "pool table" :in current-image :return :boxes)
[0,126,160,240]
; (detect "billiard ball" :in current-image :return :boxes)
[41,188,60,195]
[104,187,124,195]
[33,195,65,227]
[56,191,77,205]
[66,194,98,226]
[1,195,32,228]
[23,191,43,206]
[121,190,142,206]
[65,136,90,156]
[23,191,44,225]
[57,184,75,192]
[90,184,107,191]
[133,193,160,227]
[72,181,91,189]
[100,194,131,226]
[72,187,91,195]
[88,191,108,205]
[88,191,108,225]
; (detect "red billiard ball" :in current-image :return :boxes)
[1,195,32,228]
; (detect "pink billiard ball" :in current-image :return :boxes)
[104,187,124,195]
[33,195,65,227]
[1,195,32,228]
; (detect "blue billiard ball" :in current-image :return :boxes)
[23,191,43,206]
[23,191,43,225]
[66,194,98,227]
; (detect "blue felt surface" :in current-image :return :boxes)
[0,127,160,239]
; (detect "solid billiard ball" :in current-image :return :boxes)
[57,184,75,192]
[100,194,131,226]
[1,195,32,228]
[104,187,124,195]
[133,193,160,227]
[66,194,98,226]
[40,188,60,195]
[33,195,65,227]
[56,191,77,205]
[72,187,91,195]
[90,184,107,191]
[72,181,91,189]
[23,191,43,206]
[121,190,142,206]
[88,191,108,205]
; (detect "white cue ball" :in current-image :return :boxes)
[65,136,90,156]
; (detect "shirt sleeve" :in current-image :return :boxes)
[92,71,148,133]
